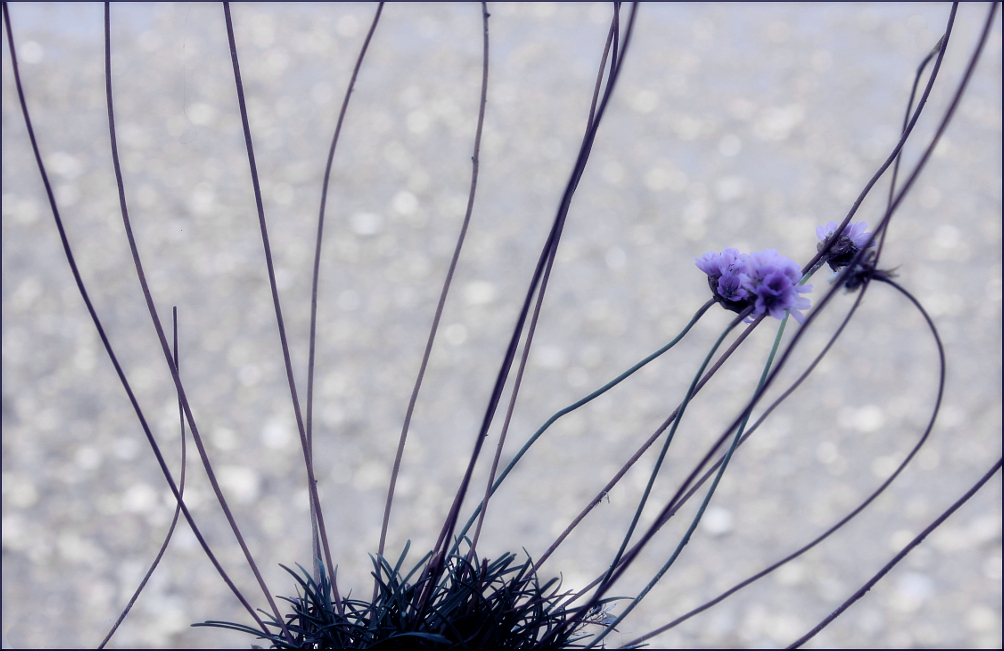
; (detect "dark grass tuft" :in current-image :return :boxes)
[197,542,621,649]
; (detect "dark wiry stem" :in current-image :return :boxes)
[304,0,383,604]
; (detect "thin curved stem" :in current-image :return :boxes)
[377,0,486,561]
[110,2,288,637]
[304,0,383,600]
[588,314,790,650]
[98,307,187,649]
[805,3,957,277]
[597,314,745,594]
[453,300,714,550]
[534,310,763,571]
[654,288,868,539]
[469,1,626,557]
[876,22,944,262]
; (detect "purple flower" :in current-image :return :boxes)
[695,248,750,309]
[696,247,812,322]
[745,249,802,285]
[695,247,748,278]
[744,249,813,323]
[816,221,875,271]
[753,268,813,323]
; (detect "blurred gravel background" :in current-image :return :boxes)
[3,3,1001,648]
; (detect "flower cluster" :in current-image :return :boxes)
[816,220,875,271]
[696,248,812,323]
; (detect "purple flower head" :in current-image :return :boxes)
[816,221,875,271]
[744,249,812,323]
[696,248,751,310]
[746,249,802,285]
[751,268,813,323]
[695,247,748,278]
[696,247,811,322]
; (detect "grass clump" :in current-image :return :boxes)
[198,542,617,649]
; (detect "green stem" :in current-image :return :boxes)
[597,312,743,593]
[452,300,713,552]
[588,312,790,649]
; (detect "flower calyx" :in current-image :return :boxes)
[815,221,895,291]
[816,220,875,272]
